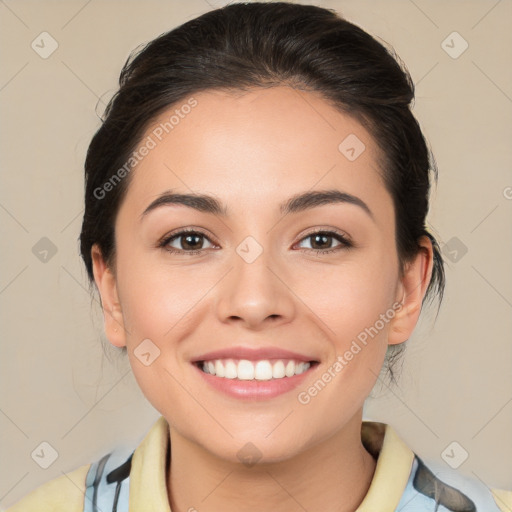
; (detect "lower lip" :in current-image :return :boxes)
[192,362,318,400]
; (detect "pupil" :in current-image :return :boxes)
[184,234,202,250]
[313,234,330,249]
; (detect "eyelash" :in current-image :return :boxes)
[158,227,353,256]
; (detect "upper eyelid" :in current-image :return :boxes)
[162,229,217,246]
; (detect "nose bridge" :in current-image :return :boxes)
[215,235,293,327]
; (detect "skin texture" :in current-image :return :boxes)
[92,86,433,512]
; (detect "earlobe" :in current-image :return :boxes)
[91,244,126,348]
[388,236,434,346]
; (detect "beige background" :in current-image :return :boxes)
[1,0,511,507]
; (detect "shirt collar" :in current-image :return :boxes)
[128,415,415,512]
[356,421,415,510]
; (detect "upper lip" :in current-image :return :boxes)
[190,346,319,363]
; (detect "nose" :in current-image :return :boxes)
[214,245,295,330]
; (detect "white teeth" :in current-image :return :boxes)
[214,360,225,377]
[238,360,255,380]
[224,360,237,379]
[272,360,285,378]
[285,360,295,377]
[200,358,312,380]
[254,360,273,380]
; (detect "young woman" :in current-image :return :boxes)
[7,2,511,511]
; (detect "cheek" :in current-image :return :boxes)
[292,254,397,391]
[113,224,210,334]
[294,255,397,342]
[118,264,210,341]
[117,263,205,414]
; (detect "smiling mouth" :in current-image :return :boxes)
[193,358,319,381]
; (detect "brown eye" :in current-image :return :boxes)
[297,230,352,255]
[160,229,215,255]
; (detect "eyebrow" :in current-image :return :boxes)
[140,189,375,222]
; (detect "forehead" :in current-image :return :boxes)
[118,86,392,225]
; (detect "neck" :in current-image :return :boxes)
[167,409,377,512]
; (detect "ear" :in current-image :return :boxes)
[388,235,434,346]
[91,243,126,348]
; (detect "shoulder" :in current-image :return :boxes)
[5,444,135,512]
[5,463,91,512]
[365,421,512,512]
[5,416,167,512]
[397,454,512,512]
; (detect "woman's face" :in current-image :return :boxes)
[94,85,421,463]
